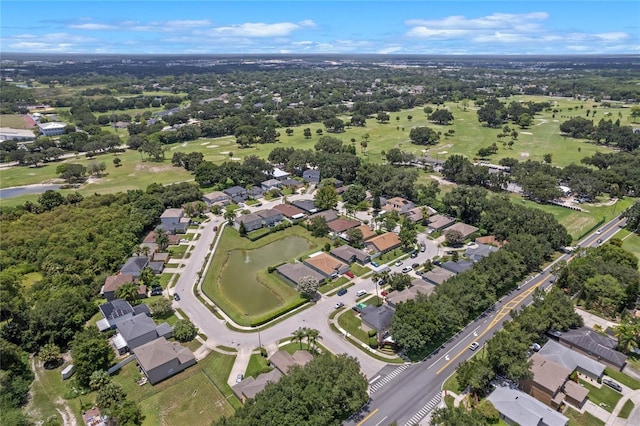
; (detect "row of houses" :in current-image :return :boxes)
[96,299,196,385]
[486,328,628,426]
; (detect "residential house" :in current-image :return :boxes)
[224,186,247,203]
[232,369,283,402]
[280,178,304,190]
[202,191,231,206]
[273,203,306,220]
[236,213,264,232]
[427,214,455,231]
[303,169,321,183]
[307,209,338,223]
[144,230,180,246]
[0,127,36,141]
[133,337,196,385]
[269,350,314,374]
[120,256,150,278]
[421,267,455,285]
[247,186,264,199]
[554,327,627,370]
[148,261,165,274]
[152,252,170,264]
[292,199,318,213]
[444,222,479,240]
[405,206,436,224]
[330,245,371,265]
[257,209,283,227]
[273,167,290,180]
[382,197,416,215]
[160,208,183,225]
[360,304,395,343]
[475,235,506,247]
[82,406,107,426]
[276,263,325,287]
[465,243,499,262]
[355,224,377,241]
[158,208,188,234]
[113,314,172,354]
[96,299,151,331]
[386,281,435,308]
[365,232,402,254]
[539,340,605,381]
[441,259,474,275]
[522,353,589,409]
[261,178,282,192]
[101,274,146,302]
[487,387,568,426]
[328,218,361,234]
[304,253,349,278]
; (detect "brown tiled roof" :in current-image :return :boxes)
[366,232,401,252]
[357,224,377,241]
[445,222,479,238]
[475,235,506,247]
[273,203,306,218]
[269,350,313,374]
[529,353,571,394]
[304,253,347,276]
[144,231,180,245]
[328,218,361,233]
[103,274,134,293]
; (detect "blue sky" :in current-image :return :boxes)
[1,1,638,55]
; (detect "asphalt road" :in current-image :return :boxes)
[346,215,627,426]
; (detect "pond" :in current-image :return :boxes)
[0,184,63,199]
[219,236,313,316]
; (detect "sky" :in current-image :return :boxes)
[1,1,638,55]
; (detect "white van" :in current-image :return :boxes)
[356,290,367,297]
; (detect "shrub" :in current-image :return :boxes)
[368,329,377,338]
[368,337,379,348]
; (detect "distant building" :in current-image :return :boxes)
[303,169,320,183]
[37,122,66,136]
[365,232,401,254]
[487,387,568,426]
[276,263,325,286]
[304,252,349,278]
[0,127,35,141]
[133,337,196,385]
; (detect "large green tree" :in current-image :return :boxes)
[314,184,338,211]
[71,326,114,388]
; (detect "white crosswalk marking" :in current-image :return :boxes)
[403,392,441,426]
[368,364,409,394]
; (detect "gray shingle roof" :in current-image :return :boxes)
[488,387,568,426]
[538,340,605,378]
[558,327,627,368]
[361,305,395,332]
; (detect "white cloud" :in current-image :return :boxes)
[594,32,630,42]
[377,46,402,54]
[210,21,314,37]
[406,27,468,39]
[69,23,117,30]
[406,12,548,33]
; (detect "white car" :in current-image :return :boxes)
[401,266,413,273]
[469,342,480,351]
[395,260,403,266]
[334,302,344,309]
[596,229,603,234]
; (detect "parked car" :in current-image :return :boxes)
[469,342,480,351]
[370,261,379,267]
[334,302,344,309]
[173,293,181,301]
[401,266,413,273]
[395,260,403,266]
[410,252,418,258]
[345,271,355,279]
[433,260,442,266]
[236,374,244,384]
[337,288,348,296]
[411,263,420,269]
[420,245,426,252]
[603,379,622,392]
[150,288,163,296]
[381,291,388,297]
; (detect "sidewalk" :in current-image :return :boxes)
[575,308,619,330]
[227,348,252,387]
[606,388,640,425]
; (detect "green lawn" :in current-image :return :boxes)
[318,276,350,294]
[580,379,623,412]
[245,353,273,378]
[337,310,369,343]
[566,407,605,426]
[168,244,188,259]
[0,114,32,128]
[112,349,240,423]
[21,271,43,289]
[620,230,640,269]
[618,399,635,419]
[442,372,461,393]
[349,263,370,276]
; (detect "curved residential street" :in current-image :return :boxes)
[171,195,401,379]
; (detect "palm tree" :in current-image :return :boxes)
[115,282,139,305]
[223,208,236,225]
[140,245,151,257]
[291,327,306,350]
[307,328,321,353]
[615,322,640,354]
[154,227,169,251]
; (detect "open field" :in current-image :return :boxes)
[0,114,33,129]
[2,95,628,207]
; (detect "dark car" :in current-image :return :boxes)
[433,260,442,266]
[173,293,181,301]
[337,288,348,296]
[410,252,418,258]
[603,379,622,392]
[150,288,163,296]
[412,263,420,269]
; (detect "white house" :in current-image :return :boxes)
[38,122,66,136]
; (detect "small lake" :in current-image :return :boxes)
[0,184,63,199]
[219,236,313,315]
